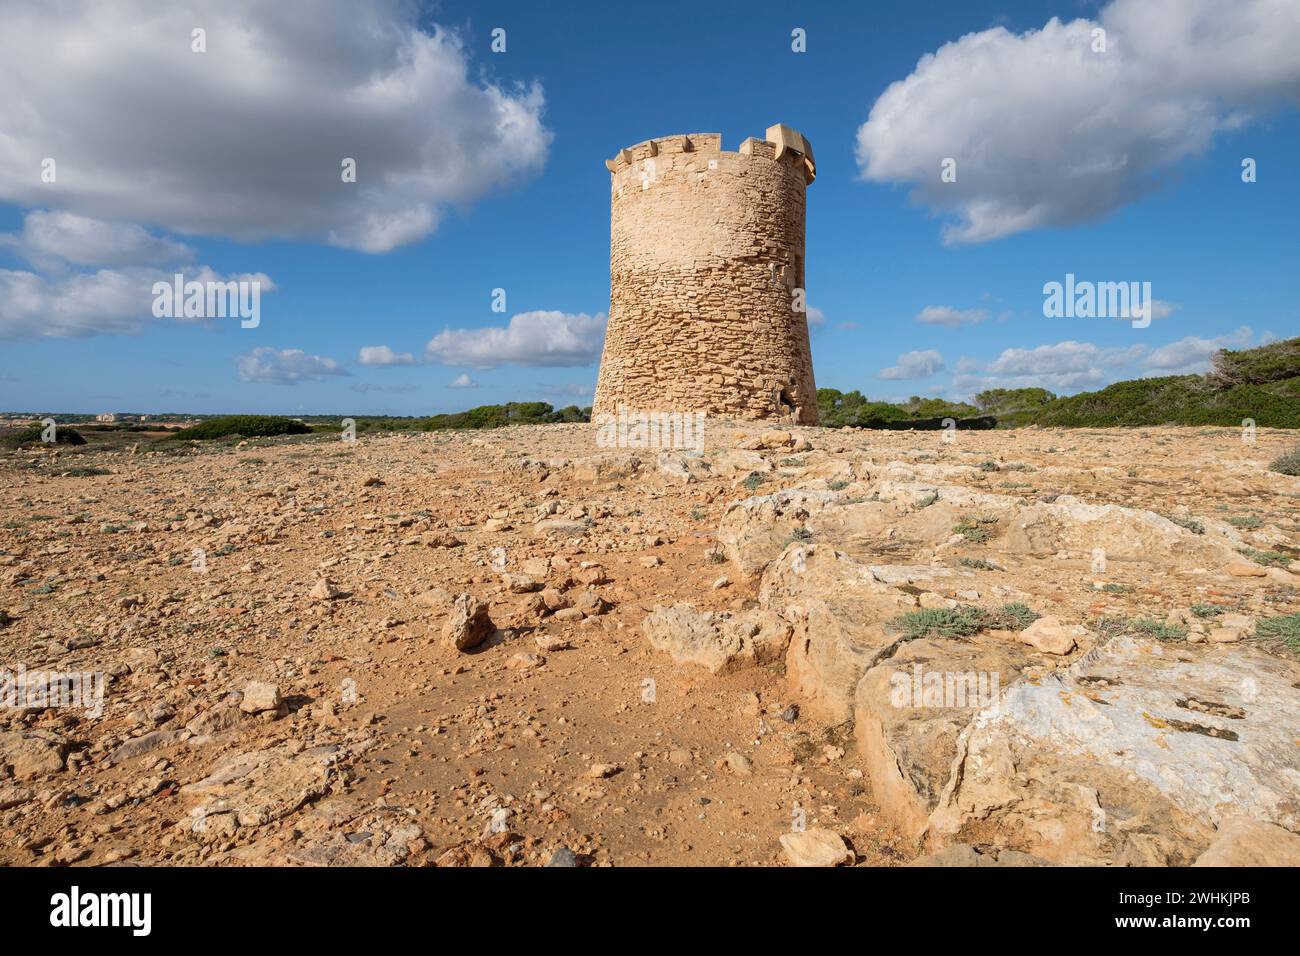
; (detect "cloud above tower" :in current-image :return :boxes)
[856,0,1300,244]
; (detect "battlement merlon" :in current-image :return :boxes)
[765,124,816,184]
[604,125,815,184]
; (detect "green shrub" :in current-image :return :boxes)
[1207,338,1300,388]
[0,424,87,448]
[163,416,312,442]
[812,337,1300,430]
[1027,370,1300,428]
[420,402,589,431]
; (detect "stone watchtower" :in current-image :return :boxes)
[593,124,819,425]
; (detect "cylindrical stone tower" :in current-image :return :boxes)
[593,124,819,425]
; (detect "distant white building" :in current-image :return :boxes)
[96,413,116,423]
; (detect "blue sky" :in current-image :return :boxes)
[0,0,1297,415]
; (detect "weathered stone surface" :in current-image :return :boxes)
[185,700,243,737]
[308,577,341,601]
[0,730,68,780]
[1005,496,1240,567]
[184,743,343,828]
[442,593,493,651]
[718,489,845,580]
[283,821,426,867]
[644,604,738,674]
[1192,817,1300,866]
[853,634,1036,840]
[928,636,1300,865]
[907,843,1054,867]
[778,828,853,867]
[502,573,539,594]
[1017,615,1085,655]
[108,729,187,765]
[240,681,282,714]
[642,604,791,675]
[0,782,33,810]
[655,451,708,484]
[760,544,916,722]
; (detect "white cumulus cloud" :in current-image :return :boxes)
[1143,326,1253,373]
[0,210,193,270]
[237,347,348,384]
[0,264,273,339]
[954,340,1146,392]
[359,345,416,367]
[914,305,989,327]
[856,0,1300,244]
[880,349,946,380]
[425,311,607,369]
[0,0,552,253]
[447,374,479,389]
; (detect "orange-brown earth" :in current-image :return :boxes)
[1,422,1298,866]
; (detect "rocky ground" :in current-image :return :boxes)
[2,422,1299,866]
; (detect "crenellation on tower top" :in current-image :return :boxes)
[603,128,811,181]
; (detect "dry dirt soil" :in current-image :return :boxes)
[1,422,1298,866]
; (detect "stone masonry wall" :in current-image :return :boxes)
[592,129,819,425]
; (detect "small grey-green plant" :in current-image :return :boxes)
[1239,547,1291,567]
[889,602,1037,639]
[954,515,997,543]
[1253,613,1300,651]
[985,603,1040,631]
[889,606,986,639]
[785,526,814,546]
[1270,446,1300,477]
[1129,616,1187,641]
